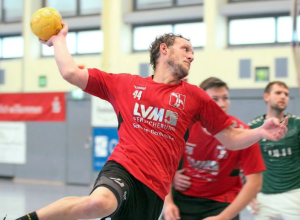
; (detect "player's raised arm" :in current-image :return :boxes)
[214,117,288,150]
[40,22,89,90]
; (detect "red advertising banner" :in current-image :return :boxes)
[0,92,66,121]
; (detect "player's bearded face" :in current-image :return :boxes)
[270,100,287,112]
[270,103,286,112]
[267,85,289,112]
[167,49,189,80]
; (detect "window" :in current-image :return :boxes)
[45,0,102,16]
[229,15,300,45]
[133,22,205,51]
[177,0,203,6]
[229,17,276,45]
[174,22,206,47]
[42,30,103,56]
[277,16,300,43]
[0,36,23,58]
[77,30,103,54]
[42,33,76,56]
[80,0,102,15]
[229,0,274,2]
[133,25,173,50]
[1,0,23,22]
[135,0,203,10]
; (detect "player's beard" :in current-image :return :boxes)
[270,102,286,113]
[167,59,189,80]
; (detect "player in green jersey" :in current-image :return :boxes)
[248,81,300,220]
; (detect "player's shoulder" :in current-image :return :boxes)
[183,81,201,90]
[118,73,152,84]
[285,113,300,125]
[89,68,135,78]
[247,115,265,127]
[285,113,300,120]
[183,82,209,97]
[228,115,249,129]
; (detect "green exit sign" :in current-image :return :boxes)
[39,76,47,87]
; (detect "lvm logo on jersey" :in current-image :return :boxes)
[133,103,178,131]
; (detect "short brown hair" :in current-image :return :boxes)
[149,33,189,70]
[199,77,229,91]
[264,81,289,93]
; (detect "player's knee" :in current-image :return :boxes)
[85,197,107,213]
[83,192,117,216]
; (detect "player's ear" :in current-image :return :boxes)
[263,92,269,102]
[160,43,168,55]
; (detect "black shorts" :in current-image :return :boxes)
[91,161,164,220]
[171,190,239,220]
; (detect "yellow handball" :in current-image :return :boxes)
[30,7,63,41]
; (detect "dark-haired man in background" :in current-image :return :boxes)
[248,81,300,220]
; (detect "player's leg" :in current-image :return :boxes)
[279,188,300,220]
[171,192,239,220]
[16,186,118,220]
[141,183,164,220]
[170,191,206,220]
[106,167,163,220]
[200,199,239,220]
[39,186,117,219]
[254,193,280,220]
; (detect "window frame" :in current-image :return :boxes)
[134,0,203,11]
[132,19,205,52]
[228,0,277,2]
[227,13,291,47]
[0,34,23,59]
[42,0,102,17]
[0,0,23,23]
[41,28,103,57]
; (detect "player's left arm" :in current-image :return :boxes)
[214,117,288,151]
[203,172,262,220]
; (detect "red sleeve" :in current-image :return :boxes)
[84,68,133,104]
[240,142,266,175]
[235,121,266,175]
[83,68,117,102]
[193,87,232,136]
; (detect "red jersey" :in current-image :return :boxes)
[181,115,265,203]
[84,69,232,200]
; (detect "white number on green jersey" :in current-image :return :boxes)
[268,147,292,157]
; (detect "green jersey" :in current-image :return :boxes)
[248,114,300,194]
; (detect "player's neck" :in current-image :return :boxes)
[153,67,179,84]
[266,109,285,121]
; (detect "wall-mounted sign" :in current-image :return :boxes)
[0,92,65,121]
[0,122,26,164]
[93,127,119,171]
[91,96,118,127]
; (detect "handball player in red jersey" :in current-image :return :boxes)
[17,23,288,220]
[163,77,265,220]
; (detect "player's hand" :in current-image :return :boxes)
[246,197,260,215]
[172,169,191,191]
[259,117,288,141]
[163,203,180,220]
[39,22,68,47]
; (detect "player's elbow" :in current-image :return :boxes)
[217,139,240,151]
[246,173,263,193]
[61,68,78,84]
[252,180,262,194]
[214,127,241,151]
